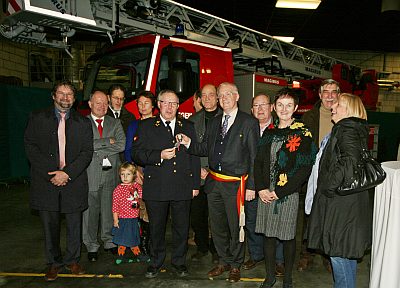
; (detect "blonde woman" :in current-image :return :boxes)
[307,93,371,288]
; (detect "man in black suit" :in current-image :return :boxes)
[178,82,259,283]
[132,89,200,278]
[24,81,93,281]
[106,84,135,133]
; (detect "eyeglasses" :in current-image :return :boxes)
[217,91,238,99]
[159,100,179,107]
[111,96,125,101]
[56,92,74,97]
[252,103,271,109]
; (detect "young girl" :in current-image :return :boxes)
[112,162,142,264]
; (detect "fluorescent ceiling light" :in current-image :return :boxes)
[273,36,295,43]
[275,0,321,9]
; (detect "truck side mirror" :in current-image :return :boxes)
[167,47,194,101]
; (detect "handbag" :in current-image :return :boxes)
[337,148,386,194]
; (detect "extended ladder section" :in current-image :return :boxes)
[1,0,356,78]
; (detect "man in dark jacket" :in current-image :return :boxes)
[188,84,220,263]
[298,79,340,272]
[132,89,200,278]
[24,81,93,281]
[106,84,135,133]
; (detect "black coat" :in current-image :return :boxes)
[307,117,372,258]
[107,106,136,133]
[132,116,200,201]
[24,107,94,213]
[189,110,259,190]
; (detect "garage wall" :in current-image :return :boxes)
[316,49,400,79]
[0,41,29,85]
[316,49,400,112]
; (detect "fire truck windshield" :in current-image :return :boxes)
[89,45,152,102]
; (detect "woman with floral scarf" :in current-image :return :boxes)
[254,88,317,288]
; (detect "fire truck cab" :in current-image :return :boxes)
[83,34,234,119]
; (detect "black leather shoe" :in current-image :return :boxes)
[104,247,118,255]
[145,266,160,278]
[88,252,98,262]
[172,264,189,277]
[260,278,276,288]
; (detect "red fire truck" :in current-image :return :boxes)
[1,0,379,116]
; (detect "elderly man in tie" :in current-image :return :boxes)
[132,89,200,278]
[83,90,126,262]
[178,82,259,283]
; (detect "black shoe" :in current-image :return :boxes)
[260,278,276,288]
[104,247,118,255]
[191,251,208,261]
[145,266,160,278]
[88,252,98,262]
[171,264,189,277]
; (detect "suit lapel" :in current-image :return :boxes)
[87,115,101,139]
[209,114,222,155]
[153,116,172,139]
[228,111,242,136]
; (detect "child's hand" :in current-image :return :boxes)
[113,220,119,228]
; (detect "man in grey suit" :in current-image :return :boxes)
[83,90,126,262]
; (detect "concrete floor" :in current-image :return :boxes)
[0,183,371,288]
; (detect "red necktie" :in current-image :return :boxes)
[58,112,66,169]
[96,119,103,138]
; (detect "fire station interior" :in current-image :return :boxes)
[1,0,400,287]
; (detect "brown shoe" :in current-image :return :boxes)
[44,266,60,281]
[297,255,313,272]
[243,258,263,270]
[208,264,231,279]
[322,257,332,273]
[227,268,241,283]
[66,263,85,275]
[275,263,285,277]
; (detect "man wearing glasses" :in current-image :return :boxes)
[106,84,135,133]
[132,89,200,279]
[297,79,340,273]
[178,82,259,282]
[24,81,93,281]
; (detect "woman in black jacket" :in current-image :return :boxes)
[307,93,371,288]
[254,88,316,288]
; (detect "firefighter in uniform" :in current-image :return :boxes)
[132,89,200,278]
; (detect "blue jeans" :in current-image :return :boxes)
[245,198,264,261]
[330,257,357,288]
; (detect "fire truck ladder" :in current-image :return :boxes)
[91,0,355,79]
[1,0,355,78]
